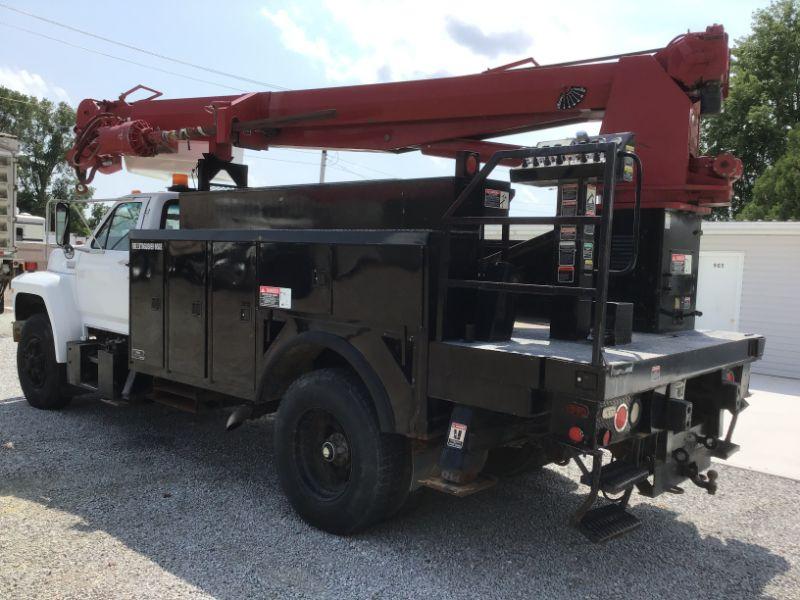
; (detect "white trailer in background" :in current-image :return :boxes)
[0,133,50,312]
[0,133,20,311]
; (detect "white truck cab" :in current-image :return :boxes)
[12,192,178,364]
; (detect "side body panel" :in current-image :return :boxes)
[129,229,431,434]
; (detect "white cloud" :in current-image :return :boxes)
[259,2,675,85]
[0,66,71,104]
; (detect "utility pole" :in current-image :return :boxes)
[318,149,328,183]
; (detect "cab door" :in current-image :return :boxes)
[76,198,148,334]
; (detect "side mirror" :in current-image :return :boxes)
[54,202,70,247]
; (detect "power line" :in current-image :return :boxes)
[334,154,396,177]
[244,151,369,179]
[281,148,397,177]
[0,94,38,105]
[0,2,290,91]
[245,153,326,167]
[0,20,251,94]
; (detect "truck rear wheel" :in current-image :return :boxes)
[17,313,72,410]
[274,368,411,534]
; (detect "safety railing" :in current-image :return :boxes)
[438,141,630,368]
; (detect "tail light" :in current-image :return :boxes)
[629,397,642,427]
[24,261,37,272]
[614,404,629,432]
[568,426,584,443]
[599,428,612,446]
[566,402,589,418]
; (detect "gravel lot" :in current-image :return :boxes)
[1,330,799,599]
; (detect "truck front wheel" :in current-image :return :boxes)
[17,313,71,410]
[274,368,411,534]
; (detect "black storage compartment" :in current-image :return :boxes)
[129,228,433,401]
[129,240,165,369]
[259,243,331,315]
[179,177,510,231]
[609,209,701,333]
[166,240,207,378]
[210,242,257,394]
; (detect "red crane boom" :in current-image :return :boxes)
[68,24,741,212]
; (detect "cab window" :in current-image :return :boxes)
[161,200,180,230]
[91,201,141,251]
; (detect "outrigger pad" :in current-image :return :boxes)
[579,504,641,543]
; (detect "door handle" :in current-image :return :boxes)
[118,259,129,267]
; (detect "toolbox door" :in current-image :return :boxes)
[166,240,207,379]
[210,242,256,394]
[258,243,331,314]
[129,239,164,369]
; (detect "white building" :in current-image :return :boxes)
[697,222,800,379]
[488,221,800,379]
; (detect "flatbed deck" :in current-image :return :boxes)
[428,323,764,414]
[447,322,758,366]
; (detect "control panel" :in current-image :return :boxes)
[509,132,636,187]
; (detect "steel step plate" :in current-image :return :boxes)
[579,503,641,543]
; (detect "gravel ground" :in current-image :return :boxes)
[1,333,799,600]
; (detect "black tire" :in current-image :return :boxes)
[483,443,545,478]
[17,313,72,410]
[274,368,411,534]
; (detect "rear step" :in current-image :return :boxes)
[419,474,497,497]
[579,503,641,543]
[580,461,650,494]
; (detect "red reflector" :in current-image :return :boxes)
[565,402,589,419]
[726,371,736,383]
[24,262,37,271]
[614,404,628,432]
[465,154,479,175]
[599,429,612,446]
[568,426,584,443]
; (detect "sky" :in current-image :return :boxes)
[0,0,771,215]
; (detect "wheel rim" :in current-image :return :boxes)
[294,409,352,500]
[21,336,47,389]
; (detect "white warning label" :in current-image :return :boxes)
[484,189,510,209]
[259,285,292,309]
[447,422,468,449]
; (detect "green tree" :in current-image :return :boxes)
[702,0,800,219]
[86,202,109,230]
[740,128,800,219]
[0,86,89,218]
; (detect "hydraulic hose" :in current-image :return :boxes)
[609,151,643,276]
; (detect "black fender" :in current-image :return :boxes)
[256,330,396,433]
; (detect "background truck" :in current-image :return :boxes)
[0,133,48,313]
[11,25,764,542]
